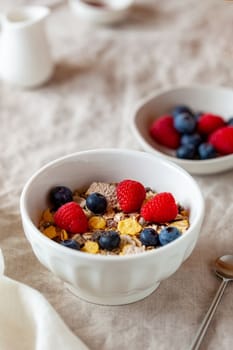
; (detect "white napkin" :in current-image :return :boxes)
[0,249,89,350]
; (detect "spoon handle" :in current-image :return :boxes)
[189,279,228,350]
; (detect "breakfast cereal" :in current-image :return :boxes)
[39,180,190,255]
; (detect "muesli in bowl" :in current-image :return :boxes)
[39,180,190,256]
[20,149,204,305]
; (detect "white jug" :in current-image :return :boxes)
[0,6,54,88]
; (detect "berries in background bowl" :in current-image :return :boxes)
[180,133,202,148]
[131,86,233,174]
[172,105,194,118]
[149,115,180,149]
[149,105,233,160]
[174,112,196,134]
[228,117,233,126]
[209,126,233,155]
[197,113,225,135]
[176,144,196,160]
[198,143,217,160]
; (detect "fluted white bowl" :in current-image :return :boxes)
[20,149,204,305]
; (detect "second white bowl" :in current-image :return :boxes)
[69,0,134,24]
[131,85,233,175]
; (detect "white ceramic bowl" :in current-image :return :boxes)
[131,85,233,175]
[68,0,134,24]
[20,149,204,305]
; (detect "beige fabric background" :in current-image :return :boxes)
[1,0,233,349]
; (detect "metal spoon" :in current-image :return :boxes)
[189,254,233,350]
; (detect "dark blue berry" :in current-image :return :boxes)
[180,133,203,148]
[172,105,194,118]
[227,117,233,126]
[98,231,120,251]
[198,143,217,160]
[159,227,181,246]
[86,192,107,214]
[174,112,197,134]
[50,186,73,209]
[176,144,196,159]
[60,239,80,250]
[140,228,159,247]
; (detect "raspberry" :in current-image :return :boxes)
[54,201,88,234]
[197,113,225,135]
[140,192,178,223]
[209,126,233,155]
[150,115,180,149]
[117,179,146,213]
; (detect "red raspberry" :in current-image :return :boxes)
[150,115,180,149]
[197,113,225,135]
[209,126,233,155]
[140,192,178,223]
[117,179,146,213]
[54,201,88,234]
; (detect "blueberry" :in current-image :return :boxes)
[159,227,181,246]
[50,186,73,209]
[86,192,107,214]
[227,117,233,126]
[172,105,194,118]
[198,143,217,160]
[60,239,80,250]
[180,133,203,148]
[98,231,120,251]
[176,144,196,159]
[174,112,197,134]
[140,228,159,247]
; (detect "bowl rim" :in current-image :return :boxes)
[130,84,233,167]
[69,0,134,13]
[20,148,205,261]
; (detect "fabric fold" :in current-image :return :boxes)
[0,249,89,350]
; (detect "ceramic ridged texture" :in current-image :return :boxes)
[1,0,233,349]
[25,216,195,302]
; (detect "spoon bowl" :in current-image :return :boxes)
[215,255,233,280]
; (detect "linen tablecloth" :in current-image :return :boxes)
[1,0,233,349]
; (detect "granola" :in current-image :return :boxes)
[39,181,190,256]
